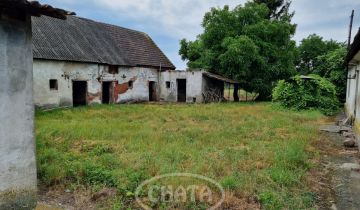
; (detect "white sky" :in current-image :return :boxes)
[40,0,360,69]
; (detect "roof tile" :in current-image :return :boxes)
[32,16,176,69]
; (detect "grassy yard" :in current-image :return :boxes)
[36,103,325,209]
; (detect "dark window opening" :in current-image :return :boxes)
[49,79,58,90]
[72,81,87,107]
[109,65,119,74]
[166,81,170,88]
[193,98,196,103]
[128,81,133,89]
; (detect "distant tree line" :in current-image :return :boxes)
[179,0,347,102]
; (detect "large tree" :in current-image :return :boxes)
[254,0,292,19]
[297,34,347,101]
[297,34,341,75]
[179,1,297,100]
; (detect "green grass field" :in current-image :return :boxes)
[36,103,324,209]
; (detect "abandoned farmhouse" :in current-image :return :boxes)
[32,16,238,108]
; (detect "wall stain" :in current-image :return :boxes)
[114,77,137,102]
[87,92,101,103]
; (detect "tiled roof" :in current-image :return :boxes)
[32,15,176,69]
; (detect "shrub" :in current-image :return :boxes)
[272,74,339,115]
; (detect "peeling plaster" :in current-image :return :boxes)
[33,60,160,107]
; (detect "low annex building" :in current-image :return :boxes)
[32,15,238,108]
[160,70,239,103]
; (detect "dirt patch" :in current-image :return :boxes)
[36,203,62,210]
[37,185,117,210]
[311,123,360,210]
[219,192,260,210]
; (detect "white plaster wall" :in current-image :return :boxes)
[116,67,159,103]
[0,14,37,208]
[33,60,159,107]
[159,70,203,103]
[346,65,358,119]
[186,71,204,102]
[33,60,100,107]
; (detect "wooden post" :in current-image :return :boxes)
[228,83,231,102]
[348,10,355,50]
[233,83,239,102]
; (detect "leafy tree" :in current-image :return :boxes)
[179,1,297,100]
[297,34,342,75]
[253,0,293,20]
[297,34,346,101]
[315,47,347,101]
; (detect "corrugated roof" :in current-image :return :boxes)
[32,15,176,69]
[0,0,74,19]
[203,71,239,84]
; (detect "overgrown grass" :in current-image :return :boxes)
[36,103,324,209]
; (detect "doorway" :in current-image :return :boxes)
[102,81,113,104]
[72,81,87,107]
[177,79,186,102]
[149,81,156,101]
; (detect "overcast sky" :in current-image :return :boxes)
[41,0,360,69]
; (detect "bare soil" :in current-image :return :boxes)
[311,120,360,210]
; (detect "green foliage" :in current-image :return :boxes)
[316,47,347,101]
[297,34,346,101]
[297,34,339,75]
[253,0,293,20]
[179,1,297,100]
[273,74,339,115]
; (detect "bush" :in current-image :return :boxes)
[272,75,339,115]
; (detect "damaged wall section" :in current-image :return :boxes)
[33,60,160,108]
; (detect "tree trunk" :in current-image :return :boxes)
[233,84,239,102]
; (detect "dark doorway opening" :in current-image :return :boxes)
[177,79,186,102]
[73,81,87,107]
[102,81,113,104]
[149,81,156,102]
